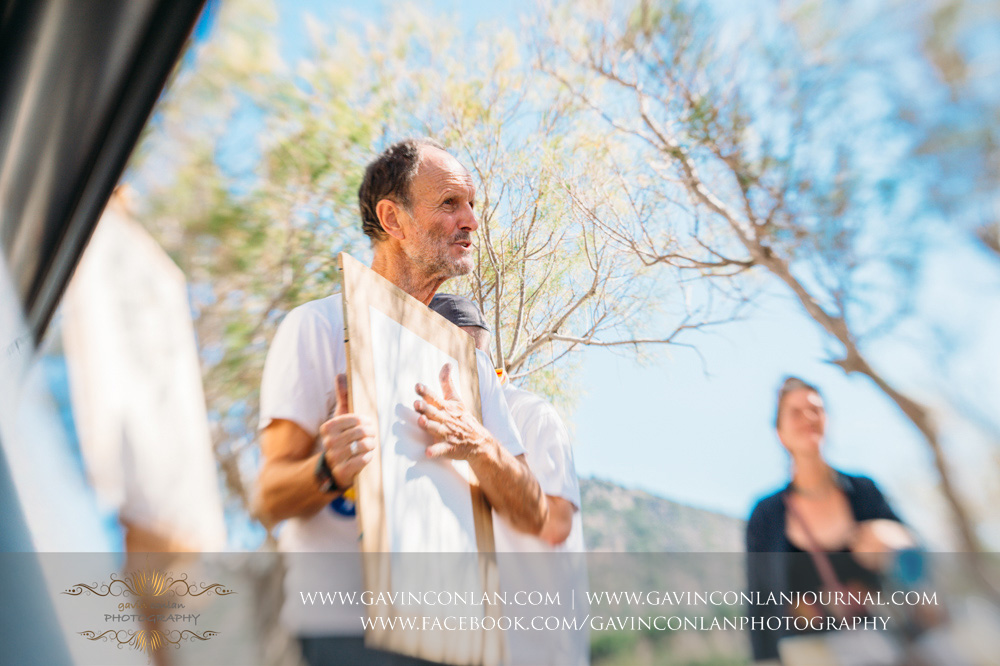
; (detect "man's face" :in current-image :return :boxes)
[776,388,826,456]
[399,147,478,279]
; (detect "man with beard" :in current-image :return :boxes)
[253,138,548,666]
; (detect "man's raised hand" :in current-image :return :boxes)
[319,373,376,489]
[414,363,492,460]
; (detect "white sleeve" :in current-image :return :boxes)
[476,351,525,457]
[258,304,342,438]
[521,400,581,509]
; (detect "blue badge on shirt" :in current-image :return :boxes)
[329,494,356,517]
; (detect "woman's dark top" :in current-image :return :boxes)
[745,471,902,662]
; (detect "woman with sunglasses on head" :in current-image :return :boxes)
[745,377,915,664]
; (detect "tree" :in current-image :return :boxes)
[376,21,733,404]
[130,0,381,529]
[127,0,726,527]
[539,0,990,555]
[888,0,1000,257]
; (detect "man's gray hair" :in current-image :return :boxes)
[358,137,445,242]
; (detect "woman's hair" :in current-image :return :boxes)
[775,376,822,427]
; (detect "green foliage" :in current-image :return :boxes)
[591,629,639,662]
[127,0,706,512]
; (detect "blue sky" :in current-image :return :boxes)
[189,0,1000,549]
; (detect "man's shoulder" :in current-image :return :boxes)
[282,293,344,328]
[474,348,495,371]
[502,383,545,408]
[503,384,566,429]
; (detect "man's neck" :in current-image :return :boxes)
[371,249,445,305]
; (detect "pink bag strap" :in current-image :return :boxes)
[783,494,872,619]
[783,493,850,595]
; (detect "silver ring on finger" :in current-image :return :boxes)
[349,441,359,456]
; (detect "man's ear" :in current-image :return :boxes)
[376,199,407,241]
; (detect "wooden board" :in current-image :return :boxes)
[340,252,503,666]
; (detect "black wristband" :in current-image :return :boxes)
[314,451,340,494]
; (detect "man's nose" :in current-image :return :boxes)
[458,203,478,232]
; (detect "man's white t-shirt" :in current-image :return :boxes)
[494,384,589,665]
[258,294,525,636]
[493,385,584,553]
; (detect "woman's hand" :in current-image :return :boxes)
[850,519,915,571]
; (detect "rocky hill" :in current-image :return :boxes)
[580,477,745,552]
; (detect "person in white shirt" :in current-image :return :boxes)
[253,139,548,666]
[430,293,590,666]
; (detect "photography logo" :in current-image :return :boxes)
[62,566,235,661]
